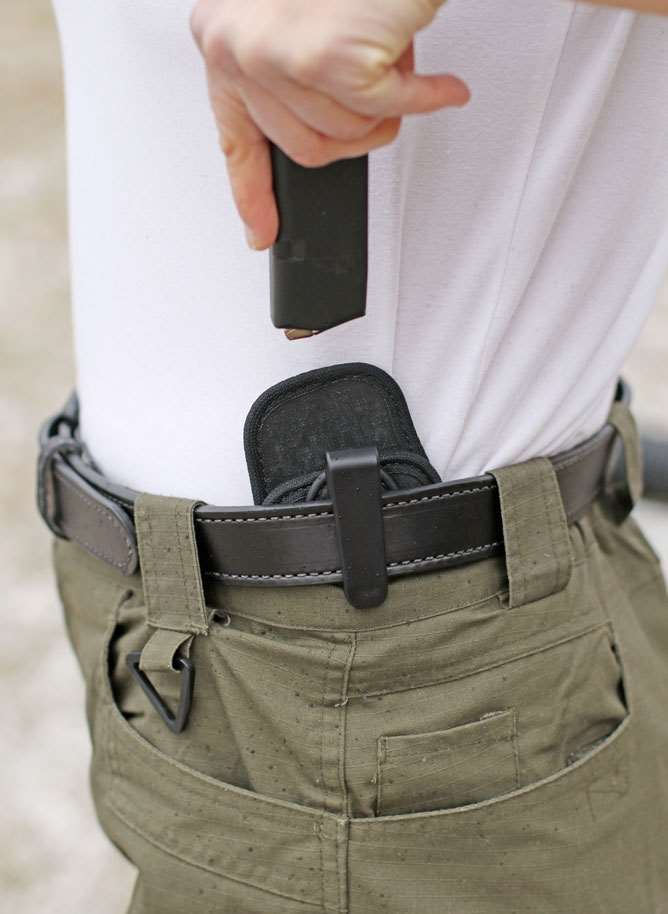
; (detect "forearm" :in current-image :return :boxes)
[584,0,668,13]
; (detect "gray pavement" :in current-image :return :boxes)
[1,3,667,913]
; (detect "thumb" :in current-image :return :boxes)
[389,64,470,116]
[399,71,470,114]
[361,40,469,118]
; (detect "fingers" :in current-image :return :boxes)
[250,72,383,142]
[204,60,468,249]
[282,37,470,119]
[243,41,415,145]
[208,70,400,249]
[207,76,279,249]
[239,76,401,167]
[190,0,471,250]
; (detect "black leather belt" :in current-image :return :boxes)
[37,381,628,595]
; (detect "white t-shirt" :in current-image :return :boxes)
[52,0,668,505]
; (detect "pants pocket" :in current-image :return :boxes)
[93,610,347,914]
[375,708,519,816]
[369,622,630,818]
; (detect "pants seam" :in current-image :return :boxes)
[104,797,325,909]
[338,634,357,818]
[319,641,337,910]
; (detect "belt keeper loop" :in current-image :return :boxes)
[490,457,573,609]
[325,446,388,609]
[605,400,643,521]
[134,494,209,636]
[130,494,209,733]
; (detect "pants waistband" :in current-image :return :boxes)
[37,378,640,617]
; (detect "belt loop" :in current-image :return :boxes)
[128,495,208,733]
[134,494,209,640]
[489,457,573,609]
[606,400,643,521]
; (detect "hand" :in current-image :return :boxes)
[190,0,470,249]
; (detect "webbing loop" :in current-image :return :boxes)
[490,457,573,609]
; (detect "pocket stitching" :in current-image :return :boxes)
[365,620,632,823]
[95,607,632,830]
[374,707,521,816]
[370,710,632,822]
[357,620,612,701]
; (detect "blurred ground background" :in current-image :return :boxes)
[1,2,667,913]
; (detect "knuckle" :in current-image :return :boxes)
[234,192,255,219]
[366,117,401,148]
[189,2,208,44]
[287,42,331,85]
[200,27,229,66]
[234,30,272,78]
[193,13,236,71]
[224,167,258,217]
[370,123,401,151]
[218,133,246,163]
[289,140,329,168]
[189,9,203,45]
[383,118,402,140]
[218,133,236,158]
[338,116,380,142]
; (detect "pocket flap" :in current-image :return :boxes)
[375,708,519,816]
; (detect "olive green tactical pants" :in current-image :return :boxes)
[52,401,668,913]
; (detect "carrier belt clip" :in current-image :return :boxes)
[325,446,388,609]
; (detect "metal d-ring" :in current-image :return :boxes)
[126,651,195,734]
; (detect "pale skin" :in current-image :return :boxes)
[190,0,668,251]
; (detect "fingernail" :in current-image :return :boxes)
[456,82,472,106]
[245,225,261,250]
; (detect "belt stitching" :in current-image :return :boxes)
[205,541,501,582]
[65,441,605,527]
[57,434,610,575]
[196,484,497,525]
